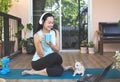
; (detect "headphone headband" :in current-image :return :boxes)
[39,12,48,25]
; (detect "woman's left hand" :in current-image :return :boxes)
[46,42,52,46]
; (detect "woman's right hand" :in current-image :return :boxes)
[37,34,44,42]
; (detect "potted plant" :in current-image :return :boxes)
[88,41,95,54]
[19,37,35,54]
[15,23,24,39]
[80,40,88,54]
[113,51,120,69]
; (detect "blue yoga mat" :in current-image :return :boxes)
[0,68,120,80]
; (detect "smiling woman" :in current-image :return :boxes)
[21,12,73,77]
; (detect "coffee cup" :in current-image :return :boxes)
[45,34,51,43]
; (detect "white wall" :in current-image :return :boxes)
[9,0,33,39]
[9,0,29,26]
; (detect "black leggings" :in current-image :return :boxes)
[31,52,64,76]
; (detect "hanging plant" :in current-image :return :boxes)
[26,23,33,31]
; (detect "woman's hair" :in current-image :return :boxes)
[34,13,54,34]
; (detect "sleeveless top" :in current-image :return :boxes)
[32,30,56,61]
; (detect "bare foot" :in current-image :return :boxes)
[21,69,48,76]
[21,70,33,75]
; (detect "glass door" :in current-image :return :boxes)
[61,0,88,50]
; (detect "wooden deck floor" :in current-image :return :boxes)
[5,52,120,82]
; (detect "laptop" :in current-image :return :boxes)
[77,62,113,82]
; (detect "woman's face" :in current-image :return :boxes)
[43,16,54,31]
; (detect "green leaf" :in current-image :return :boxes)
[18,24,24,31]
[118,20,120,27]
[26,23,33,31]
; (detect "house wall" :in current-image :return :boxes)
[92,0,120,52]
[9,0,29,26]
[8,0,120,52]
[8,0,33,39]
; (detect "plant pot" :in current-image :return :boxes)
[22,47,27,54]
[88,47,95,54]
[80,47,87,54]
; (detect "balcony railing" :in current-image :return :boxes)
[0,11,22,58]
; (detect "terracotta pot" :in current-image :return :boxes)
[22,47,27,54]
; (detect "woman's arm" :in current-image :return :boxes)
[34,33,44,57]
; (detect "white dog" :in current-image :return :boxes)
[73,61,85,77]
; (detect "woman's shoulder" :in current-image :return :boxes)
[50,29,59,38]
[36,30,42,35]
[34,30,42,38]
[33,33,40,43]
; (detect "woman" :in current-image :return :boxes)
[22,12,73,76]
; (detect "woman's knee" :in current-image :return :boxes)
[31,61,45,71]
[45,52,63,65]
[53,52,63,64]
[46,65,64,76]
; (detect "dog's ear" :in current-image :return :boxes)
[80,61,83,64]
[116,51,119,54]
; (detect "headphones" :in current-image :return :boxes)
[39,12,48,25]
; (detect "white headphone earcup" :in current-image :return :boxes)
[39,19,43,24]
[39,12,48,24]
